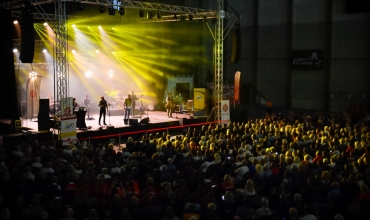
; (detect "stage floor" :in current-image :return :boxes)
[21,110,191,133]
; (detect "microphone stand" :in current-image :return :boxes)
[139,99,143,119]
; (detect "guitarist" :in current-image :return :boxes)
[124,94,132,120]
[98,96,108,126]
[165,92,174,118]
[83,94,93,119]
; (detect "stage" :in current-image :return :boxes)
[2,110,210,147]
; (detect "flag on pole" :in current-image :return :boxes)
[234,71,241,104]
[26,76,42,119]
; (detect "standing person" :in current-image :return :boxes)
[131,90,139,117]
[98,96,108,125]
[83,95,91,119]
[72,98,79,111]
[165,92,173,118]
[124,94,132,120]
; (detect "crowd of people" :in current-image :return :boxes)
[1,110,370,220]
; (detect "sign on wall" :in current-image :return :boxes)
[292,50,323,70]
[221,100,230,124]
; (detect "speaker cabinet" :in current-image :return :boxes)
[19,10,35,63]
[129,119,138,125]
[140,117,150,125]
[38,99,50,131]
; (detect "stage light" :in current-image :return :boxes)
[212,17,217,24]
[147,11,154,19]
[188,14,193,21]
[72,50,76,54]
[29,71,37,80]
[118,7,125,16]
[173,14,177,20]
[42,49,47,53]
[98,26,102,29]
[72,24,76,28]
[13,20,18,24]
[108,70,114,78]
[13,49,18,53]
[139,10,144,18]
[96,50,99,53]
[109,6,115,16]
[180,15,186,21]
[44,22,48,26]
[99,5,105,13]
[85,70,92,79]
[156,11,161,19]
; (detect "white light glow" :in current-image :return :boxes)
[85,70,92,78]
[29,71,37,80]
[13,49,18,53]
[108,70,114,78]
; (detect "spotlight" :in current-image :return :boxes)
[108,70,114,78]
[99,5,105,13]
[156,11,161,19]
[147,11,154,19]
[118,7,125,16]
[13,49,18,53]
[98,26,102,29]
[72,24,76,28]
[71,2,77,11]
[13,20,18,24]
[139,10,144,18]
[72,50,76,54]
[188,14,193,21]
[173,14,177,20]
[29,71,37,80]
[96,50,99,53]
[85,70,92,79]
[108,6,115,16]
[42,49,47,53]
[44,22,48,26]
[180,15,186,21]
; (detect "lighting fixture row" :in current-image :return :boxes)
[13,49,48,53]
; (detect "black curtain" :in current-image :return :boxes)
[0,9,20,124]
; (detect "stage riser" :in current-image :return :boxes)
[2,131,53,147]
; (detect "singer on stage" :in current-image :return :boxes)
[98,96,107,125]
[124,94,132,120]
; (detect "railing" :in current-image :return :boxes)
[76,120,228,147]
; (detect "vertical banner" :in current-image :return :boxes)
[61,97,77,144]
[234,71,241,105]
[60,118,77,144]
[26,76,42,119]
[221,100,230,123]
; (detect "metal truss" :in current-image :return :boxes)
[54,0,68,123]
[14,63,53,69]
[214,0,224,123]
[13,39,46,46]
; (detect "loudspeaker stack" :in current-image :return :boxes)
[19,7,35,63]
[38,99,50,131]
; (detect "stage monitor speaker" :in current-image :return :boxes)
[129,119,138,125]
[38,99,50,131]
[140,117,149,125]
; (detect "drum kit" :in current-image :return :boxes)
[104,90,126,110]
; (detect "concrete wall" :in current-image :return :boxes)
[220,0,370,111]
